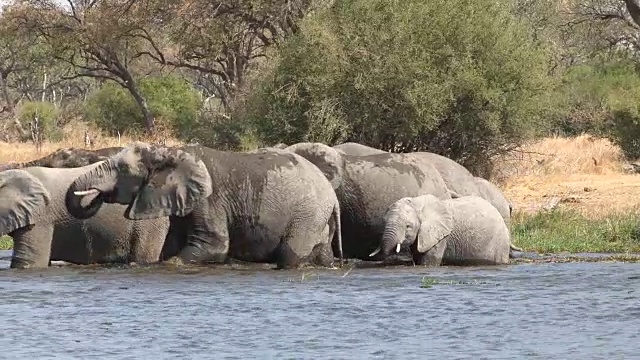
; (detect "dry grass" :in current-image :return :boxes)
[0,122,183,164]
[497,134,640,219]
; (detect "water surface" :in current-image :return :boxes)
[0,250,639,359]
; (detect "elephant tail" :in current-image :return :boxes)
[331,202,344,267]
[509,242,524,257]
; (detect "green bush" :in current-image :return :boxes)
[545,60,640,139]
[543,59,640,159]
[83,76,202,139]
[241,0,557,174]
[16,101,62,141]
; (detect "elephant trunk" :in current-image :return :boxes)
[66,161,117,220]
[370,217,405,259]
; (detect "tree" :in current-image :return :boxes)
[138,0,321,112]
[10,0,165,134]
[242,0,557,175]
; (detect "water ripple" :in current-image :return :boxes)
[0,250,639,358]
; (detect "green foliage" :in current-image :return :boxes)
[242,0,556,174]
[191,110,263,151]
[0,235,12,250]
[83,76,202,139]
[511,209,640,253]
[544,59,640,159]
[16,101,62,141]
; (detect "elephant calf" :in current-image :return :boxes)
[372,194,512,266]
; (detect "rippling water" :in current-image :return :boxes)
[1,249,639,359]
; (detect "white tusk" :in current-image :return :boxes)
[369,246,381,257]
[396,243,401,253]
[74,189,100,196]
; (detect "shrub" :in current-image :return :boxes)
[241,0,557,175]
[16,101,62,141]
[546,59,640,160]
[83,76,202,139]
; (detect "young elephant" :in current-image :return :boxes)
[66,143,344,270]
[0,164,170,269]
[372,194,512,266]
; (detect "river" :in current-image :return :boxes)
[0,249,638,359]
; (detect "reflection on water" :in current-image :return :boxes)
[0,249,639,359]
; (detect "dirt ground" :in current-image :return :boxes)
[495,134,640,219]
[502,173,640,218]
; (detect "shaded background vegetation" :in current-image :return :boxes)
[2,0,640,177]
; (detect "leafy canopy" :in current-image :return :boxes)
[243,0,557,173]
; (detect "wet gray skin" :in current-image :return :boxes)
[67,142,344,270]
[0,147,170,268]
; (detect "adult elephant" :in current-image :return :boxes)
[66,143,344,270]
[333,142,516,226]
[333,142,387,156]
[283,142,452,260]
[0,147,124,171]
[0,161,170,269]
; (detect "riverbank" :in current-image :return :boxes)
[498,134,640,255]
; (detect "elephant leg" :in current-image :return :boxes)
[168,205,230,265]
[10,224,54,269]
[412,239,447,266]
[128,220,170,264]
[275,222,323,270]
[308,242,336,268]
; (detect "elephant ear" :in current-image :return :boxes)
[0,170,51,235]
[286,142,344,190]
[415,195,454,253]
[122,144,213,220]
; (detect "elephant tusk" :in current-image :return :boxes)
[74,189,100,196]
[369,246,381,257]
[396,243,401,253]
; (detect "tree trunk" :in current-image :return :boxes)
[125,83,155,135]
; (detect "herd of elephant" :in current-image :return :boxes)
[0,140,524,270]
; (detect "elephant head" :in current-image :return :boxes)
[66,142,213,221]
[284,142,345,190]
[0,169,51,235]
[370,194,454,259]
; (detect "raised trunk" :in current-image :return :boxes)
[65,161,117,220]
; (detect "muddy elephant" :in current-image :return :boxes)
[472,177,510,224]
[66,143,344,269]
[283,142,451,260]
[0,162,170,269]
[0,146,171,267]
[333,142,517,225]
[0,147,124,171]
[374,194,511,266]
[333,142,387,156]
